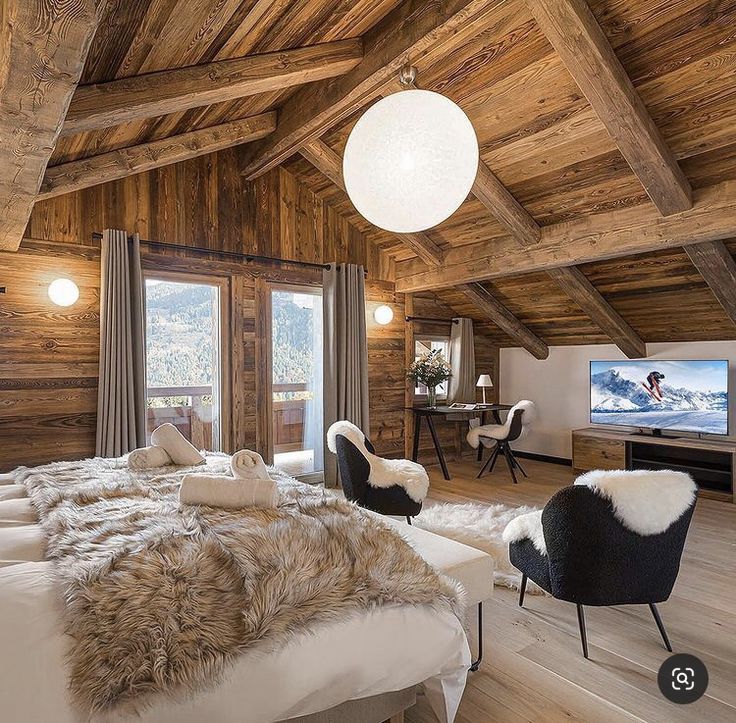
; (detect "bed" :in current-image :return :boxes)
[0,457,492,723]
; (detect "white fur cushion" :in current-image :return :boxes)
[466,400,536,449]
[575,469,696,536]
[502,510,546,555]
[327,421,429,503]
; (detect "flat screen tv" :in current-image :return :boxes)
[589,360,729,435]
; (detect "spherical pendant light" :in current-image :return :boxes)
[343,76,479,234]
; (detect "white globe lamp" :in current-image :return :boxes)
[373,304,394,325]
[343,68,479,234]
[48,278,80,307]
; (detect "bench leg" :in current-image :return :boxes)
[469,602,483,671]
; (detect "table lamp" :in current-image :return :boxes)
[476,374,493,405]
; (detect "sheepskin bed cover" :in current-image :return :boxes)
[15,455,460,714]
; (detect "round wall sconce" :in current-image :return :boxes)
[374,304,394,325]
[48,278,80,307]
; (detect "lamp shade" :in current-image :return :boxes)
[373,304,394,325]
[476,374,493,388]
[343,89,479,233]
[48,278,79,307]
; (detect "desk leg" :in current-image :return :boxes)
[492,410,502,424]
[427,414,451,480]
[477,411,487,462]
[412,415,421,462]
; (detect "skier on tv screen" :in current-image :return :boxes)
[642,370,665,402]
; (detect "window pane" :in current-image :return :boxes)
[145,279,222,451]
[414,338,451,397]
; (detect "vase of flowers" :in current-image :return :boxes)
[407,349,452,408]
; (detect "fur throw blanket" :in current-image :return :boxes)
[466,400,536,449]
[327,421,429,502]
[16,455,460,713]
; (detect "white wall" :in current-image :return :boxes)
[500,341,736,458]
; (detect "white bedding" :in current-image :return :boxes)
[0,474,470,723]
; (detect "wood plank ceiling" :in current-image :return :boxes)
[6,0,736,351]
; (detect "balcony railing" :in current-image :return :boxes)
[273,382,309,453]
[147,385,213,450]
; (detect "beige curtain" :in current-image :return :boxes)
[95,229,147,457]
[323,263,370,487]
[447,317,476,404]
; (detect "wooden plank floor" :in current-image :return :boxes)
[406,457,736,723]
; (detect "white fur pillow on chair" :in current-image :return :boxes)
[467,399,536,449]
[327,421,429,503]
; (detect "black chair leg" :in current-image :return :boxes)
[406,516,413,525]
[518,574,528,607]
[510,450,528,478]
[576,604,589,659]
[502,445,519,484]
[649,603,673,652]
[488,444,501,473]
[477,444,499,478]
[469,602,483,672]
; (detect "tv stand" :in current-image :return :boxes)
[572,428,735,503]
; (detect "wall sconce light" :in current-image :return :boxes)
[48,278,79,307]
[373,304,394,325]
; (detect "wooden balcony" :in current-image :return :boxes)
[146,385,213,450]
[273,382,309,454]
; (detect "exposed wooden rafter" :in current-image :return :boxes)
[525,0,692,216]
[0,0,105,251]
[684,241,736,327]
[299,139,444,267]
[62,39,363,136]
[546,266,646,358]
[460,283,549,359]
[38,114,276,201]
[241,0,502,180]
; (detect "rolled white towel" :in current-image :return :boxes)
[0,473,15,485]
[230,449,271,480]
[128,445,172,470]
[180,474,279,510]
[151,423,205,466]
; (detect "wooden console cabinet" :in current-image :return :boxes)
[572,428,735,503]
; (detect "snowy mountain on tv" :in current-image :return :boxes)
[590,364,728,434]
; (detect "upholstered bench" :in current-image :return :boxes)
[381,516,494,671]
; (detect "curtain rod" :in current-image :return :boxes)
[90,232,357,273]
[405,315,459,324]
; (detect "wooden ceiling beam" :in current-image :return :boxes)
[472,162,541,246]
[61,39,363,137]
[684,241,736,326]
[460,283,549,359]
[241,0,502,180]
[299,139,444,267]
[38,114,276,201]
[395,180,736,293]
[546,266,647,358]
[525,0,692,217]
[0,0,104,251]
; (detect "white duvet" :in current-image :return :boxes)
[0,473,469,723]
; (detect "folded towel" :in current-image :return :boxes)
[151,423,205,466]
[180,474,279,509]
[128,445,172,470]
[231,449,271,480]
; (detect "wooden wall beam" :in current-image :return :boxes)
[460,283,549,359]
[38,114,276,200]
[0,0,104,251]
[684,241,736,326]
[62,39,363,136]
[472,162,541,246]
[546,266,647,358]
[525,0,692,216]
[395,180,736,293]
[299,139,444,267]
[241,0,501,180]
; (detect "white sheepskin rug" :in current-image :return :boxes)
[414,501,546,593]
[327,420,429,503]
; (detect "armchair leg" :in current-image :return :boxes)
[649,603,673,652]
[518,574,528,607]
[406,515,413,525]
[576,604,589,659]
[469,602,483,672]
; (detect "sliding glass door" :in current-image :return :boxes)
[144,275,226,451]
[271,286,323,477]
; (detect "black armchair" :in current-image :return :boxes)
[508,481,696,658]
[334,433,423,523]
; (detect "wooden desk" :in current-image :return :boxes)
[407,404,512,480]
